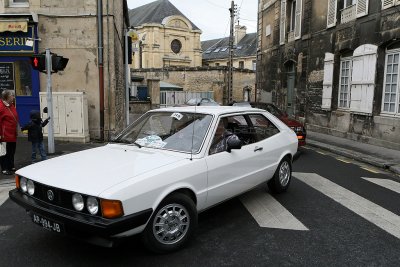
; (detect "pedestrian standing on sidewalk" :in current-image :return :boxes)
[0,90,19,175]
[21,110,50,163]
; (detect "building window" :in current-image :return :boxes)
[338,58,352,108]
[289,0,296,32]
[171,39,182,54]
[239,61,244,69]
[252,60,256,71]
[382,50,400,114]
[215,63,220,67]
[9,0,29,7]
[382,0,400,10]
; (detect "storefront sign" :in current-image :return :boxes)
[0,25,34,53]
[0,20,28,33]
[0,62,15,91]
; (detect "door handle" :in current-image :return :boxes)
[254,146,263,152]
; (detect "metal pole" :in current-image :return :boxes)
[124,29,130,126]
[45,48,55,154]
[228,0,235,104]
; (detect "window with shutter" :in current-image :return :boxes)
[356,0,369,18]
[381,49,400,114]
[327,0,337,28]
[350,44,377,114]
[338,58,352,109]
[280,0,287,45]
[294,0,302,40]
[322,53,334,110]
[382,0,394,10]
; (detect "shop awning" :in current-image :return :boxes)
[160,81,183,91]
[0,19,28,32]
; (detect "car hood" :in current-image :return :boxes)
[278,116,303,127]
[16,144,185,196]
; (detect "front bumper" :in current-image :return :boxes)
[9,189,152,246]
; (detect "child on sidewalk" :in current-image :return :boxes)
[21,110,50,163]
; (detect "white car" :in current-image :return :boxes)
[10,106,298,253]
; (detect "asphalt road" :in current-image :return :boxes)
[1,146,400,266]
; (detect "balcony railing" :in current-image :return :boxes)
[341,4,356,24]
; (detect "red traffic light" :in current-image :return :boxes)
[30,54,46,72]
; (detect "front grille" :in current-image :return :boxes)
[25,180,102,217]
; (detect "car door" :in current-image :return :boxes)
[205,114,269,207]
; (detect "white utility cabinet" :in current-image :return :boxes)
[39,92,90,143]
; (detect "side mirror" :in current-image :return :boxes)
[227,137,242,152]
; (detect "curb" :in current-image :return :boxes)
[306,139,400,176]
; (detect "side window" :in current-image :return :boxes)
[209,115,250,155]
[248,114,280,142]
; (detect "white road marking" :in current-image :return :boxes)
[294,172,400,240]
[362,177,400,194]
[240,188,308,231]
[0,225,12,235]
[0,185,14,206]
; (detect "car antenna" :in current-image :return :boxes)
[190,105,197,161]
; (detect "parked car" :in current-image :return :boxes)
[251,102,306,146]
[9,106,298,253]
[185,97,219,106]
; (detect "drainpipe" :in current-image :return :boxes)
[98,0,104,141]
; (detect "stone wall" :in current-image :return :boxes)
[258,0,400,149]
[132,66,256,104]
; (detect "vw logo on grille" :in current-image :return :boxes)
[47,190,55,201]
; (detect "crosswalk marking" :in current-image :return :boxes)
[0,184,14,206]
[240,188,308,231]
[294,172,400,240]
[362,177,400,194]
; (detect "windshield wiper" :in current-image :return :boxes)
[131,141,142,148]
[112,138,141,148]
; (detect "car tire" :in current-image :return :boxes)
[268,157,292,193]
[142,193,198,253]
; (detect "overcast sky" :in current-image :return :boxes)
[126,0,258,41]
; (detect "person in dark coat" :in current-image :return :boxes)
[21,110,50,163]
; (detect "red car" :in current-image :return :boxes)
[251,102,306,146]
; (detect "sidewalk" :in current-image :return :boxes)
[306,131,400,175]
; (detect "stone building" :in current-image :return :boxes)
[129,0,256,106]
[129,0,202,69]
[257,0,400,149]
[202,25,257,71]
[0,0,130,141]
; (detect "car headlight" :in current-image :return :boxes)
[27,180,35,195]
[86,197,99,215]
[20,177,27,193]
[72,193,84,211]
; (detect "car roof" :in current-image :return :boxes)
[152,106,265,116]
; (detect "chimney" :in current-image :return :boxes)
[234,25,246,45]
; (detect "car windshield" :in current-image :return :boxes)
[115,111,213,153]
[186,98,219,106]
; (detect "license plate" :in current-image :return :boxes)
[32,213,64,234]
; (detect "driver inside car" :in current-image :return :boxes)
[209,118,240,155]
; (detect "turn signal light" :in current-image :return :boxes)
[101,199,124,219]
[15,175,20,189]
[297,136,304,140]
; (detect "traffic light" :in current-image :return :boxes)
[52,55,69,72]
[30,54,46,72]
